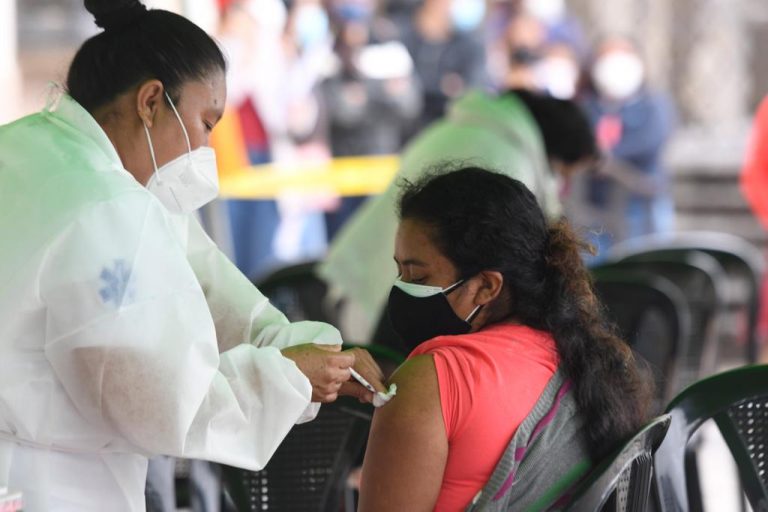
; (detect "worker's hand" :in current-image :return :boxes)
[339,347,387,403]
[281,344,355,403]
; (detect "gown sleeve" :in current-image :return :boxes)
[40,192,324,469]
[185,214,342,354]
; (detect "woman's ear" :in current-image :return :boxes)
[474,271,504,305]
[135,79,165,128]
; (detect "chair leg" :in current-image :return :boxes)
[684,447,704,512]
[344,487,356,512]
[738,472,747,512]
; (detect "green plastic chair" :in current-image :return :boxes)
[591,266,691,406]
[221,396,373,512]
[604,251,728,389]
[653,364,768,512]
[255,260,340,326]
[609,231,765,364]
[565,414,671,512]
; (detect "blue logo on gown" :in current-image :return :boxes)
[99,259,133,307]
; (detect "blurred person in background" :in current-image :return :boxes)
[214,0,288,280]
[319,87,597,345]
[400,0,488,137]
[216,0,336,277]
[522,0,587,58]
[486,0,585,94]
[496,11,545,91]
[268,0,336,268]
[532,41,581,100]
[574,35,676,261]
[321,0,422,240]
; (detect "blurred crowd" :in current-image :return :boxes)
[211,0,676,278]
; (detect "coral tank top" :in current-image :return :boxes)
[409,323,559,510]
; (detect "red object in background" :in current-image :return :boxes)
[0,491,22,512]
[217,0,237,13]
[742,96,768,231]
[595,114,623,152]
[741,95,768,351]
[237,97,270,157]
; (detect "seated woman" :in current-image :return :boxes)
[358,167,653,511]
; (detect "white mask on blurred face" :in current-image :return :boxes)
[451,0,486,32]
[534,56,579,99]
[144,92,219,215]
[592,52,645,100]
[524,0,565,24]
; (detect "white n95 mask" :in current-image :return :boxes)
[144,92,219,214]
[592,52,645,101]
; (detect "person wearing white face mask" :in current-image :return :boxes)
[399,0,488,135]
[577,35,676,261]
[144,91,220,215]
[357,167,654,511]
[0,1,386,511]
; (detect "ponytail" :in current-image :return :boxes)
[544,220,654,459]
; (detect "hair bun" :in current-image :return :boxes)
[84,0,148,31]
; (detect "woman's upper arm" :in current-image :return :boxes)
[359,354,449,512]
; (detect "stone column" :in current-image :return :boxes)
[568,0,639,42]
[679,0,751,125]
[641,0,673,91]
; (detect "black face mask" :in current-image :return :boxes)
[386,279,483,353]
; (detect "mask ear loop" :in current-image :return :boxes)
[442,279,465,295]
[143,121,161,183]
[164,91,192,154]
[465,304,483,324]
[443,279,483,323]
[441,278,483,323]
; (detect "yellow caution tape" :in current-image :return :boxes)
[218,155,401,199]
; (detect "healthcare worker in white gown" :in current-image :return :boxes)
[0,1,384,510]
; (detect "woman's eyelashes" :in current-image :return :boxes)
[396,272,426,284]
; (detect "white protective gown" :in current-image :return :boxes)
[0,94,341,511]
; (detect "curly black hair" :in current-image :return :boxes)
[398,165,653,460]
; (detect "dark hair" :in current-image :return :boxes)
[67,0,226,113]
[398,166,653,460]
[511,89,598,165]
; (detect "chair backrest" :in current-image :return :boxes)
[565,414,671,512]
[609,231,765,363]
[255,260,339,325]
[654,364,768,512]
[221,397,373,512]
[597,252,728,392]
[591,267,691,404]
